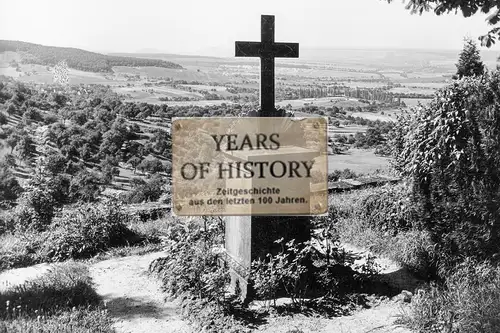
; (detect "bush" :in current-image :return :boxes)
[328,168,358,182]
[374,143,391,156]
[149,217,245,332]
[13,187,56,232]
[405,259,500,333]
[251,239,312,306]
[0,210,15,235]
[149,217,226,302]
[40,200,139,261]
[359,182,417,233]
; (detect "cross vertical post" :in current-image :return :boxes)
[260,15,275,114]
[227,15,309,303]
[235,15,299,116]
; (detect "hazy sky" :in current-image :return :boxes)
[1,0,499,56]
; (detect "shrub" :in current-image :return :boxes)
[0,210,15,235]
[40,200,139,261]
[149,217,226,302]
[42,113,58,125]
[251,239,312,306]
[149,217,244,332]
[332,186,434,277]
[374,143,391,156]
[359,182,417,233]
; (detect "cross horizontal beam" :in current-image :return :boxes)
[234,15,299,114]
[235,42,299,58]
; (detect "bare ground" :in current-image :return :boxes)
[89,251,191,333]
[0,246,417,332]
[257,300,411,333]
[88,245,416,333]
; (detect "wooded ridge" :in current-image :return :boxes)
[0,40,183,72]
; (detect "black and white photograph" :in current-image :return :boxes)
[1,0,500,332]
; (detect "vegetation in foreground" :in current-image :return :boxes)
[0,261,114,333]
[331,40,500,332]
[0,34,499,333]
[0,199,160,272]
[149,213,383,333]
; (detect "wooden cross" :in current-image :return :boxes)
[235,15,299,115]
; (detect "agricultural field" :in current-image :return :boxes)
[401,97,433,107]
[328,148,390,174]
[2,36,500,333]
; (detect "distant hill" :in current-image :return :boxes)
[0,40,183,73]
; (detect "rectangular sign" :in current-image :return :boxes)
[172,117,328,216]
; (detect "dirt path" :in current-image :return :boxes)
[1,246,417,333]
[255,298,411,333]
[90,251,191,333]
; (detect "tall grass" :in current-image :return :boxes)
[0,262,99,317]
[331,183,434,277]
[0,232,41,272]
[0,307,113,333]
[403,259,500,333]
[0,261,113,333]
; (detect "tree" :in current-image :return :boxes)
[0,112,7,125]
[385,0,500,47]
[0,163,22,201]
[17,136,36,163]
[391,72,500,274]
[6,133,19,153]
[152,129,172,156]
[3,154,16,168]
[138,158,164,174]
[454,38,485,79]
[125,174,166,203]
[14,186,56,231]
[100,158,120,184]
[6,103,18,116]
[43,151,68,175]
[127,156,142,174]
[69,170,103,203]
